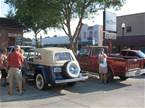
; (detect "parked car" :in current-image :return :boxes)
[120,49,145,67]
[25,47,88,90]
[77,46,145,81]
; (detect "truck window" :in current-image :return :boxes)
[79,48,90,56]
[92,47,108,56]
[92,48,101,56]
[127,51,138,57]
[120,51,127,56]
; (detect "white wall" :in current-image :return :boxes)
[32,36,70,46]
[80,24,103,45]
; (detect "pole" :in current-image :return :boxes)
[122,28,124,36]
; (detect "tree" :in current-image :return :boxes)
[5,0,61,48]
[5,0,125,51]
[55,0,126,53]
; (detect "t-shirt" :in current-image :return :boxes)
[8,51,24,68]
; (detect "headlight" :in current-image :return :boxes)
[53,67,62,73]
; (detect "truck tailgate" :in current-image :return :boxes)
[127,58,143,70]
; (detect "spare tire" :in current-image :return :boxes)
[62,61,80,78]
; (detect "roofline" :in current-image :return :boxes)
[117,12,145,17]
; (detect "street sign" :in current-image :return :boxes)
[105,32,116,40]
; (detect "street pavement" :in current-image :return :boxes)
[0,76,145,108]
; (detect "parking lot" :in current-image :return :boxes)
[0,75,145,108]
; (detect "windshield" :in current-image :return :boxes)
[138,51,145,58]
[55,52,73,61]
[21,47,34,52]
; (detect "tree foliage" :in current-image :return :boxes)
[5,0,61,47]
[57,0,126,53]
[5,0,125,50]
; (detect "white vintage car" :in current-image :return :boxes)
[26,47,88,90]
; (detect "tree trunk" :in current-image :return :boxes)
[69,39,75,53]
[34,32,39,48]
[69,38,79,55]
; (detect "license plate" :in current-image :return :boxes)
[53,67,62,72]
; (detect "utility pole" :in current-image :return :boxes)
[103,1,112,55]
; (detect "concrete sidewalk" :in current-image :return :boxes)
[0,77,144,108]
[0,83,63,102]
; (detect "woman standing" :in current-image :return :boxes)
[98,48,108,84]
[0,48,8,87]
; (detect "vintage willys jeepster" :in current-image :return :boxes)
[25,47,88,90]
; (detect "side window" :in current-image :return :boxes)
[126,26,132,32]
[92,48,100,56]
[127,52,137,56]
[79,48,90,56]
[120,51,127,56]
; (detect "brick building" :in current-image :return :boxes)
[104,12,145,52]
[0,18,23,49]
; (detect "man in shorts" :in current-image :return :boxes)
[7,45,24,95]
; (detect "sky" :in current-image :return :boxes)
[0,0,145,38]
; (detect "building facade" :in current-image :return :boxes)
[34,24,103,48]
[104,12,145,51]
[79,24,103,46]
[117,13,145,36]
[0,18,23,49]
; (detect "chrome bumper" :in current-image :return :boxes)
[55,74,88,84]
[125,68,145,77]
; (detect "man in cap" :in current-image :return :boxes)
[7,45,24,95]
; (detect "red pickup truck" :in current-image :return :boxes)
[120,49,145,68]
[77,46,145,81]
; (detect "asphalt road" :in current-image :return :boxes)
[0,76,145,108]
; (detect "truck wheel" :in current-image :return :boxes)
[35,73,47,90]
[62,61,80,78]
[119,76,128,81]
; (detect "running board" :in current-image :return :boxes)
[55,76,88,84]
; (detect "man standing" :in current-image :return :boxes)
[7,45,24,95]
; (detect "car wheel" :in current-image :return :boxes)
[35,73,47,90]
[63,61,80,78]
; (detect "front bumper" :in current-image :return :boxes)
[125,68,145,77]
[55,73,88,84]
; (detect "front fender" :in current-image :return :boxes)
[35,65,48,83]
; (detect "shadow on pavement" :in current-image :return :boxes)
[0,77,131,102]
[0,82,64,102]
[63,77,131,94]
